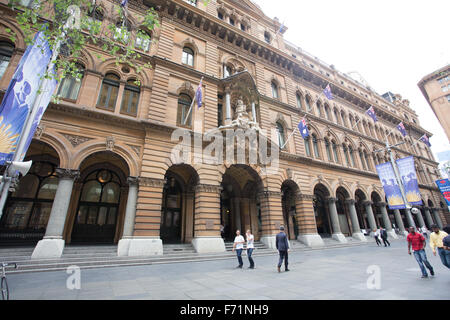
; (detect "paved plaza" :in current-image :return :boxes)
[6,239,449,300]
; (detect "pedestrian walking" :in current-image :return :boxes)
[373,229,381,246]
[407,227,435,278]
[276,226,290,273]
[420,226,429,239]
[429,224,449,269]
[443,225,450,252]
[232,230,245,268]
[246,229,255,269]
[220,224,225,239]
[380,227,390,247]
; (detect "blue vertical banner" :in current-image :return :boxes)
[0,31,53,165]
[376,162,406,209]
[395,156,422,205]
[435,178,450,206]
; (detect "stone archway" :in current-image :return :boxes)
[281,180,300,240]
[313,184,332,237]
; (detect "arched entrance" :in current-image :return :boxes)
[281,180,300,240]
[336,187,352,236]
[69,151,129,244]
[220,165,263,241]
[161,164,199,244]
[0,141,59,245]
[313,184,332,237]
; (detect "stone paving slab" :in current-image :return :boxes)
[5,240,450,300]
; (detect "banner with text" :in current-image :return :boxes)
[435,178,450,206]
[395,156,422,205]
[376,162,406,209]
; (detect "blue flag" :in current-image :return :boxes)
[297,117,309,139]
[323,84,333,100]
[366,106,377,122]
[120,0,128,7]
[396,122,407,137]
[196,77,203,108]
[420,134,431,147]
[0,31,52,165]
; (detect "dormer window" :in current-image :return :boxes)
[264,31,271,44]
[229,18,235,26]
[218,12,224,20]
[240,24,246,31]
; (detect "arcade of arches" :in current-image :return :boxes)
[0,138,448,257]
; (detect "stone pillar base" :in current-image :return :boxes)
[297,233,324,247]
[387,230,398,239]
[352,232,367,242]
[260,235,277,249]
[332,233,347,243]
[191,237,226,253]
[118,237,163,256]
[31,238,65,259]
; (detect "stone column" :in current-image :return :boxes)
[328,197,347,243]
[191,184,225,253]
[431,208,443,229]
[225,88,231,125]
[345,199,366,241]
[378,202,398,239]
[32,169,79,259]
[259,191,284,248]
[363,201,377,233]
[423,207,434,229]
[117,177,138,256]
[394,209,408,236]
[295,194,324,247]
[251,102,257,122]
[404,208,416,229]
[414,208,426,228]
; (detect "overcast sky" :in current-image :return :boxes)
[253,0,450,160]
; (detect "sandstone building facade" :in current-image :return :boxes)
[0,0,448,258]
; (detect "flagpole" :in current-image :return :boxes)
[182,77,203,126]
[280,127,297,149]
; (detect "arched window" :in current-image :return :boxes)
[334,109,340,125]
[343,145,350,167]
[120,79,140,116]
[341,111,348,127]
[364,151,371,171]
[136,30,151,52]
[264,31,271,43]
[325,139,332,161]
[296,92,303,109]
[359,150,367,170]
[331,141,339,163]
[312,134,320,158]
[114,20,131,44]
[218,11,224,20]
[0,42,14,79]
[182,47,194,66]
[316,101,323,117]
[305,96,312,112]
[177,93,193,127]
[349,115,354,129]
[276,122,286,148]
[349,146,356,167]
[57,63,85,100]
[0,161,58,239]
[97,73,120,111]
[304,136,311,157]
[324,104,331,121]
[271,81,279,99]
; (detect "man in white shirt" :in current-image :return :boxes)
[373,229,381,246]
[246,230,255,269]
[232,230,245,268]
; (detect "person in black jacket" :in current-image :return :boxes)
[380,227,390,247]
[276,226,290,273]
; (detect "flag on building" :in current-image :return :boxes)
[396,122,407,137]
[278,22,285,34]
[420,134,431,147]
[297,117,309,139]
[120,0,128,7]
[323,84,333,100]
[196,77,203,108]
[366,106,378,122]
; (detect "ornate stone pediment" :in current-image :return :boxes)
[62,133,94,147]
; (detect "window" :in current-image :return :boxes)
[343,145,350,167]
[177,94,192,127]
[83,6,103,31]
[324,104,331,120]
[183,0,197,5]
[264,31,271,44]
[276,122,286,148]
[364,151,371,171]
[182,47,194,67]
[359,150,367,170]
[305,96,312,112]
[218,12,224,20]
[447,95,450,102]
[296,93,303,109]
[316,102,323,117]
[0,42,14,80]
[97,73,120,110]
[57,63,84,100]
[217,103,223,127]
[114,21,131,44]
[223,64,233,78]
[229,18,235,26]
[349,146,356,167]
[312,134,319,158]
[120,79,140,116]
[332,141,339,163]
[240,24,246,31]
[271,81,279,99]
[304,137,311,157]
[136,30,151,52]
[334,109,340,124]
[325,139,332,161]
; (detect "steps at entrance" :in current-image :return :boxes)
[224,241,268,251]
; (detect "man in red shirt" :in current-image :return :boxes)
[407,226,435,278]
